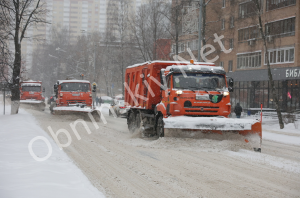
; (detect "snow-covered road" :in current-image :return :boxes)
[23,104,300,198]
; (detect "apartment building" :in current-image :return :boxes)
[172,0,299,111]
[23,0,145,72]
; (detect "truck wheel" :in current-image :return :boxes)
[136,113,141,129]
[156,116,164,137]
[50,102,55,114]
[128,112,136,133]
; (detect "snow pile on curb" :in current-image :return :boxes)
[0,105,105,198]
[263,132,300,146]
[226,149,300,174]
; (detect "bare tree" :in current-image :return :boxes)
[252,0,284,129]
[0,0,48,114]
[160,0,186,56]
[129,0,168,61]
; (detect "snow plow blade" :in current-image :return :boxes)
[20,100,46,111]
[163,116,262,152]
[51,106,101,121]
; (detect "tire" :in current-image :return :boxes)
[156,115,164,137]
[136,112,141,129]
[127,111,136,133]
[49,102,55,114]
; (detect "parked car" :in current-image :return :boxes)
[47,94,56,104]
[109,100,128,117]
[100,96,113,104]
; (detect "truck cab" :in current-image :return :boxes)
[158,65,233,118]
[20,81,44,101]
[54,80,92,108]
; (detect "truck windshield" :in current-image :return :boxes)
[21,86,41,92]
[60,83,90,92]
[173,73,226,90]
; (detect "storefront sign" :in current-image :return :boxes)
[286,69,300,78]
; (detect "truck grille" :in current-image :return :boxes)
[66,100,86,104]
[185,110,218,113]
[184,106,219,113]
[186,106,219,109]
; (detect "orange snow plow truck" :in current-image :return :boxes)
[125,61,262,152]
[50,80,98,117]
[19,81,46,111]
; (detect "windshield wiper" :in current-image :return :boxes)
[201,86,214,90]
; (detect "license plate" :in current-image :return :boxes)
[72,94,80,96]
[196,95,209,100]
[29,92,34,94]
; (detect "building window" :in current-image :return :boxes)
[238,26,260,42]
[229,39,234,49]
[172,44,176,53]
[239,0,263,18]
[220,61,224,67]
[222,0,226,8]
[266,0,296,11]
[221,40,225,51]
[265,17,295,37]
[179,43,185,52]
[193,40,198,50]
[187,41,192,50]
[237,52,261,69]
[230,16,234,28]
[221,19,225,30]
[265,47,294,65]
[228,60,233,72]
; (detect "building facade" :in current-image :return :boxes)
[173,0,299,112]
[22,0,146,71]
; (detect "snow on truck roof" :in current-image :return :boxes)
[20,81,42,87]
[57,80,90,84]
[166,64,225,73]
[126,60,215,69]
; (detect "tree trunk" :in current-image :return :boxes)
[11,44,21,114]
[264,43,284,129]
[255,0,284,129]
[202,4,206,59]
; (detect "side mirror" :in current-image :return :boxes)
[228,78,234,87]
[54,84,58,91]
[43,87,45,92]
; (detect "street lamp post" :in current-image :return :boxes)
[197,0,203,62]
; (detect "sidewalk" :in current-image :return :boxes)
[0,103,105,198]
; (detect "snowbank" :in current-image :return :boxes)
[227,149,300,174]
[263,122,299,135]
[0,104,105,198]
[263,132,300,146]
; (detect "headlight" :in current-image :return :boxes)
[176,90,183,95]
[223,91,229,96]
[60,93,63,97]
